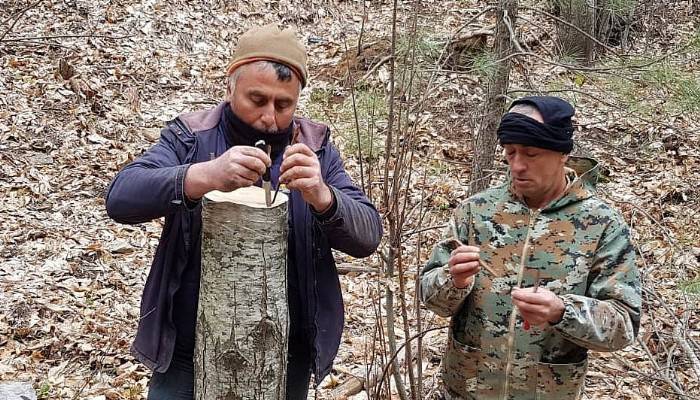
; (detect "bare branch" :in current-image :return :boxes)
[1,33,134,42]
[0,0,45,42]
[673,313,700,381]
[520,5,620,56]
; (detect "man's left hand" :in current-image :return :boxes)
[511,287,565,327]
[280,143,333,212]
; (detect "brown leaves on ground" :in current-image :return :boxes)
[1,0,698,399]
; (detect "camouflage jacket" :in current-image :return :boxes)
[420,157,641,400]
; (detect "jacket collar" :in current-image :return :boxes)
[506,156,599,211]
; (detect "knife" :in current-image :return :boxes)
[254,140,272,207]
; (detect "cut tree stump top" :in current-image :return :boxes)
[204,186,288,208]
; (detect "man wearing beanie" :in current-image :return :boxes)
[105,24,382,399]
[420,96,641,399]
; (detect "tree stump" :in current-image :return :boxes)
[195,186,289,400]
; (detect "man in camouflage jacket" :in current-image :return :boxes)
[420,96,641,399]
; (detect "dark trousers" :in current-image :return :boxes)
[147,342,313,400]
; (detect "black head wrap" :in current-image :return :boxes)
[497,96,575,153]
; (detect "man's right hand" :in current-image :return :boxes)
[448,245,481,288]
[184,146,271,200]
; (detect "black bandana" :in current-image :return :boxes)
[222,104,292,158]
[497,96,575,153]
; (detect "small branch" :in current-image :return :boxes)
[342,39,367,195]
[521,5,620,56]
[0,39,74,49]
[673,318,700,381]
[1,33,134,42]
[0,0,45,42]
[373,326,448,399]
[337,265,378,275]
[502,11,525,54]
[185,99,219,105]
[359,55,394,82]
[438,7,496,66]
[402,224,447,238]
[639,337,688,398]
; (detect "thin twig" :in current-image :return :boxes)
[359,55,394,82]
[373,326,448,399]
[673,313,700,381]
[1,33,134,42]
[639,337,689,398]
[344,39,366,194]
[0,0,45,42]
[520,5,620,56]
[402,224,447,238]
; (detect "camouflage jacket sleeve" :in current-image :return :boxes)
[552,214,641,352]
[419,209,475,317]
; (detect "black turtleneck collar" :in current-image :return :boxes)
[222,103,292,158]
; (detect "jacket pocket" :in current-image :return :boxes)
[536,358,587,400]
[441,336,479,400]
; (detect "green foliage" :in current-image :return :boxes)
[396,29,443,65]
[124,384,144,400]
[470,51,497,80]
[306,87,334,123]
[680,277,700,295]
[342,90,387,161]
[674,77,700,113]
[558,51,582,66]
[306,87,386,161]
[603,74,653,115]
[639,62,700,113]
[639,63,683,87]
[602,58,700,115]
[429,158,449,175]
[37,382,51,399]
[690,27,700,52]
[602,0,637,14]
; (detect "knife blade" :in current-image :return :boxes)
[254,140,272,207]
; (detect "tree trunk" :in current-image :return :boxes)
[195,186,289,400]
[553,0,596,62]
[595,0,637,49]
[469,0,518,195]
[552,0,638,58]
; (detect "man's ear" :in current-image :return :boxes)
[561,153,569,166]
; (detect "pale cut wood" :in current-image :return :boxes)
[195,186,289,400]
[205,186,288,208]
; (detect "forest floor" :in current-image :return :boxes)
[1,0,699,399]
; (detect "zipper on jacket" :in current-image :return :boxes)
[311,146,327,384]
[311,227,321,382]
[502,208,539,399]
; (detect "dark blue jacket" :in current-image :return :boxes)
[105,102,382,382]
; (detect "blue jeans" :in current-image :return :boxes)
[147,342,312,400]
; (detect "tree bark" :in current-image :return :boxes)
[553,0,596,62]
[595,0,637,49]
[469,1,518,195]
[195,186,289,400]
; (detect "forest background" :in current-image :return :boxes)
[1,0,699,399]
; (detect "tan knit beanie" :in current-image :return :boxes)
[226,24,308,88]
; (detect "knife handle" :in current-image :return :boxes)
[254,140,272,180]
